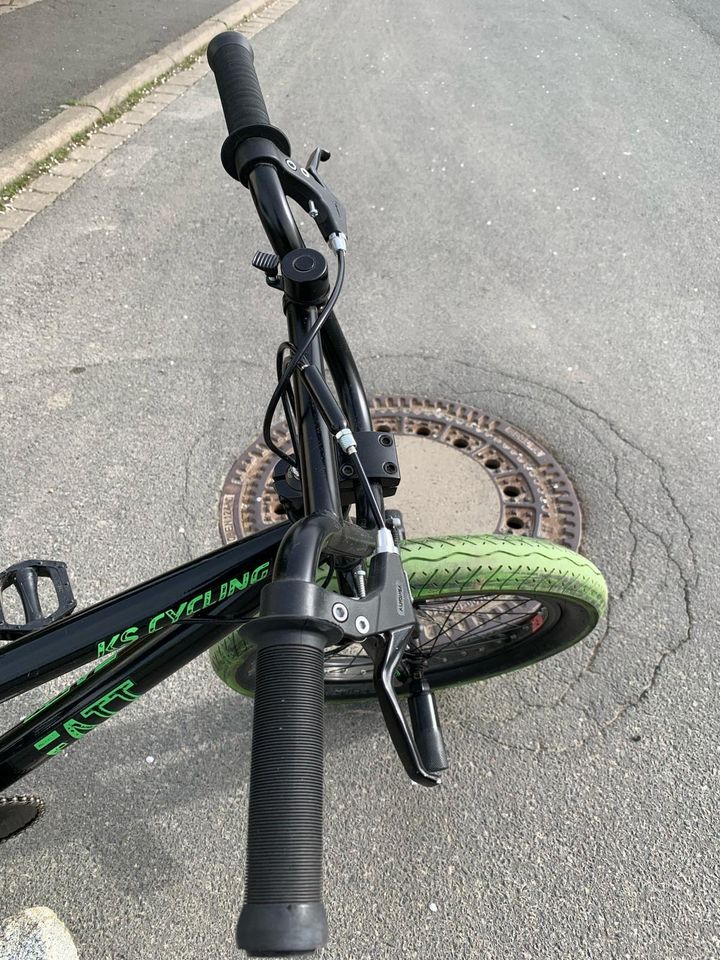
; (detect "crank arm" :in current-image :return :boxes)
[369,628,441,788]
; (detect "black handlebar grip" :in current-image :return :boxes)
[207,31,291,180]
[235,630,329,955]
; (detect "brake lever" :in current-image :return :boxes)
[233,138,347,246]
[368,628,441,788]
[248,543,441,787]
[306,146,331,178]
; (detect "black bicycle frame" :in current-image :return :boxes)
[0,164,376,795]
[0,523,288,790]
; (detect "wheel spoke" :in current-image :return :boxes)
[417,596,528,641]
[414,567,541,658]
[416,601,524,643]
[323,640,356,662]
[340,644,367,675]
[416,594,502,635]
[425,591,465,660]
[430,565,486,643]
[416,599,533,656]
[320,568,547,684]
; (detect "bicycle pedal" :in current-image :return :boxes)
[0,560,76,643]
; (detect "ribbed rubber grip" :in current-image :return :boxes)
[207,33,270,137]
[207,31,291,180]
[236,641,328,954]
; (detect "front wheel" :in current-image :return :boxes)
[209,534,608,701]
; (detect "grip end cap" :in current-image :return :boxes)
[207,30,254,69]
[236,902,328,955]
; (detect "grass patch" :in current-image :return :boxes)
[99,88,149,127]
[1,145,73,211]
[174,53,201,72]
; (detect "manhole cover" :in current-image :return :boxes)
[219,396,582,549]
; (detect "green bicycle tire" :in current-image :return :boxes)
[208,534,607,701]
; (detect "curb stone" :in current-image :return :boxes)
[0,0,299,223]
[0,0,43,18]
[0,107,100,187]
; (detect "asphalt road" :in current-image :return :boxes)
[1,0,719,957]
[0,0,239,150]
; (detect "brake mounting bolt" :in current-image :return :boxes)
[332,603,348,623]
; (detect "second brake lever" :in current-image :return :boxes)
[367,628,442,788]
[246,545,441,787]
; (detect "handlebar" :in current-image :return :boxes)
[207,34,346,954]
[208,31,348,245]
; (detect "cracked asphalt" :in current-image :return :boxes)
[1,0,718,957]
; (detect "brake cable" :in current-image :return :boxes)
[262,249,346,466]
[274,341,301,468]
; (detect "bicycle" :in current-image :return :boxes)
[0,32,608,956]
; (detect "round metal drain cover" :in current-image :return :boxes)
[219,396,582,549]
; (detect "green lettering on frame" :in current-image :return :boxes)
[63,719,96,741]
[227,573,250,596]
[34,731,68,756]
[164,602,187,624]
[187,591,213,616]
[80,680,139,721]
[251,561,270,585]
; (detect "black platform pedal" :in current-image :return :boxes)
[0,559,76,642]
